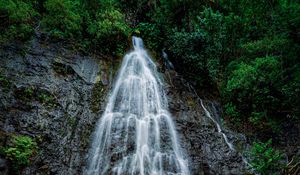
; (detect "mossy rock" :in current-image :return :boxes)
[52,61,75,76]
[0,72,11,93]
[90,81,106,114]
[14,86,58,109]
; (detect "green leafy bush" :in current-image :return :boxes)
[241,37,290,59]
[167,7,226,86]
[134,22,162,51]
[169,29,208,85]
[87,6,130,55]
[88,9,128,39]
[223,56,284,131]
[0,0,38,41]
[41,0,82,39]
[248,139,283,175]
[224,102,241,126]
[3,135,37,171]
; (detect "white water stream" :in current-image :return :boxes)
[85,37,189,175]
[199,100,235,150]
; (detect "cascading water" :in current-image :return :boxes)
[199,100,234,150]
[85,37,189,175]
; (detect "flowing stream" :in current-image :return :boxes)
[85,37,189,175]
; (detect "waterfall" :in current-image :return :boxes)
[199,100,235,150]
[85,37,190,175]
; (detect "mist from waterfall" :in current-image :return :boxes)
[85,37,189,175]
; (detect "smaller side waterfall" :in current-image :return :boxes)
[199,100,235,150]
[85,37,189,175]
[184,84,235,151]
[201,100,253,171]
[194,89,253,169]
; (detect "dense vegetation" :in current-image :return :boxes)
[0,0,299,174]
[1,135,37,173]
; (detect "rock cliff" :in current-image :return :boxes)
[0,39,247,175]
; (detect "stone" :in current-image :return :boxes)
[71,58,100,84]
[0,158,8,175]
[0,40,114,175]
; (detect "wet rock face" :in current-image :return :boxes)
[0,41,115,175]
[0,40,246,174]
[0,157,8,175]
[163,71,247,175]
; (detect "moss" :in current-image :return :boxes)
[0,72,11,92]
[67,116,76,128]
[89,59,110,113]
[52,61,75,76]
[90,81,105,113]
[186,96,197,109]
[14,86,35,101]
[37,90,56,106]
[14,86,58,108]
[80,126,93,149]
[89,57,122,113]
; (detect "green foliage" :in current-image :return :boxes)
[224,103,240,118]
[248,139,283,175]
[0,73,11,92]
[281,70,300,118]
[87,8,128,39]
[41,0,82,39]
[169,29,207,85]
[153,0,207,33]
[168,7,226,86]
[37,92,55,104]
[14,86,57,107]
[224,102,241,126]
[0,0,130,54]
[24,86,34,98]
[134,22,162,51]
[0,0,38,41]
[87,5,130,55]
[193,8,226,82]
[241,37,291,59]
[3,135,37,171]
[223,56,285,131]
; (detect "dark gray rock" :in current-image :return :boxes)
[162,70,248,175]
[0,158,8,175]
[0,39,248,175]
[0,40,116,175]
[71,58,100,84]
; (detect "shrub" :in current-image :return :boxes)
[168,7,226,86]
[223,56,283,131]
[41,0,82,39]
[87,6,130,55]
[134,22,162,51]
[0,0,38,41]
[241,37,290,59]
[3,135,37,171]
[224,102,241,127]
[248,139,283,175]
[168,29,207,85]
